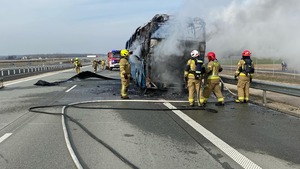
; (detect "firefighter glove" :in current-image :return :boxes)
[184,76,188,89]
[219,67,223,72]
[201,67,206,74]
[124,74,128,79]
[238,67,242,72]
[234,75,238,80]
[250,78,252,82]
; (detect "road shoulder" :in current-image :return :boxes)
[223,83,300,118]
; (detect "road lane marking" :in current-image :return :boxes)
[66,99,187,104]
[63,99,261,169]
[163,102,262,169]
[60,99,187,169]
[61,106,83,169]
[4,69,72,86]
[65,85,77,93]
[0,133,12,143]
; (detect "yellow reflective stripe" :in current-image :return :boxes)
[239,73,247,76]
[208,75,219,80]
[200,98,207,103]
[214,62,218,66]
[217,98,224,102]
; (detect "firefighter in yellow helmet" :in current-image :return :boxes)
[74,57,82,74]
[101,59,106,70]
[234,50,255,103]
[92,59,99,73]
[184,50,204,107]
[200,52,224,106]
[119,49,131,99]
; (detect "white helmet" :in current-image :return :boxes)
[191,50,199,58]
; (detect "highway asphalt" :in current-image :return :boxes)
[0,66,299,169]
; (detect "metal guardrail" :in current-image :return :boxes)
[0,78,3,89]
[0,64,73,77]
[220,75,300,104]
[0,64,75,89]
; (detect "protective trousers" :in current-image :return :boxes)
[201,79,224,104]
[121,77,130,97]
[187,78,202,106]
[75,67,80,74]
[93,65,98,72]
[237,75,250,102]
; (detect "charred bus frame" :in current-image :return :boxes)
[126,14,206,90]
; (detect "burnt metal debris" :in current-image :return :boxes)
[34,71,116,86]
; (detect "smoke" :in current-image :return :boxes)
[129,0,300,89]
[179,0,300,68]
[150,15,206,88]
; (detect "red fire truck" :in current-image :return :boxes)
[107,50,121,71]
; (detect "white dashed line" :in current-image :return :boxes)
[0,133,13,143]
[163,102,262,169]
[65,85,77,93]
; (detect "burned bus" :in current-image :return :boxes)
[125,14,206,90]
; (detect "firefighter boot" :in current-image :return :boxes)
[215,102,224,106]
[189,102,195,107]
[235,99,244,103]
[199,102,206,107]
[121,96,130,99]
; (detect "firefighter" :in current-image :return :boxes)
[74,57,82,74]
[234,50,255,103]
[119,49,131,99]
[101,59,106,70]
[184,50,204,107]
[281,61,287,71]
[92,59,99,73]
[200,52,224,106]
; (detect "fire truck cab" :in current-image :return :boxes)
[107,50,121,71]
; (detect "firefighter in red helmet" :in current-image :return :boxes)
[200,52,224,106]
[234,50,255,103]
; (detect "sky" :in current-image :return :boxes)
[0,0,231,56]
[1,0,300,68]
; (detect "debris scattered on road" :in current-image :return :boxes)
[34,71,116,86]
